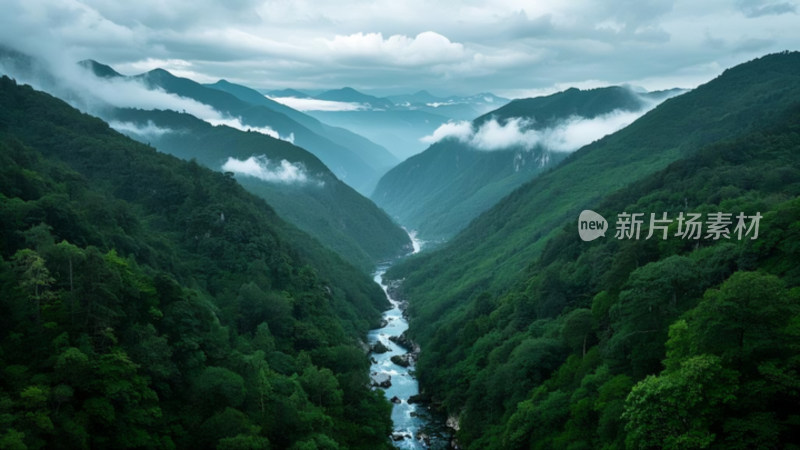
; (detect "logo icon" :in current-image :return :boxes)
[578,210,608,241]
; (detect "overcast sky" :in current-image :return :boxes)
[1,0,799,97]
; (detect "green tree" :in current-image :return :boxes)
[623,355,738,449]
[12,249,55,323]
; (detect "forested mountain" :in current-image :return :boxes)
[385,51,800,448]
[372,86,659,241]
[2,52,411,271]
[205,80,397,174]
[284,87,508,160]
[77,62,392,194]
[0,77,394,449]
[316,87,396,110]
[387,91,508,120]
[110,107,411,273]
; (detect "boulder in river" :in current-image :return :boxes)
[391,432,410,441]
[389,331,419,353]
[371,340,391,354]
[390,396,402,404]
[391,353,413,367]
[407,393,425,404]
[370,372,391,388]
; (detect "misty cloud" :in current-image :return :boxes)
[109,120,174,138]
[322,31,467,67]
[206,117,295,143]
[2,0,800,96]
[269,96,367,112]
[221,155,316,185]
[421,107,653,153]
[0,55,296,144]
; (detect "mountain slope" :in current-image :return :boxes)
[110,107,411,272]
[316,87,395,110]
[2,51,411,270]
[387,52,800,448]
[373,86,654,241]
[206,80,398,172]
[0,76,393,449]
[305,90,508,160]
[135,68,385,193]
[389,52,800,306]
[415,102,800,449]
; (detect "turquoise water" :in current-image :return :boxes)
[368,232,453,448]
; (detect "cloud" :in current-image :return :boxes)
[538,109,649,152]
[0,53,296,144]
[268,96,367,112]
[736,0,797,17]
[205,117,295,143]
[2,0,800,99]
[109,120,174,137]
[421,105,655,152]
[420,120,473,144]
[221,155,315,185]
[322,31,467,66]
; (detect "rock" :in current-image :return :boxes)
[446,415,461,432]
[391,432,410,441]
[388,333,413,351]
[370,372,391,388]
[379,318,389,328]
[371,340,391,354]
[407,394,425,404]
[391,353,413,367]
[390,396,402,404]
[417,432,431,446]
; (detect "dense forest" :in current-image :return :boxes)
[0,77,394,449]
[110,107,411,273]
[387,52,800,448]
[371,86,656,242]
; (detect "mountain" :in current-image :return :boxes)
[267,88,312,98]
[134,67,389,193]
[385,51,800,448]
[372,86,658,241]
[386,89,441,104]
[1,51,410,271]
[206,79,397,174]
[110,107,411,272]
[308,107,453,159]
[0,76,394,449]
[316,87,395,110]
[78,59,123,78]
[289,88,509,160]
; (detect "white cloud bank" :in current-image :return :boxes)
[0,57,297,144]
[421,108,650,152]
[221,155,316,185]
[268,96,366,112]
[109,120,173,138]
[206,117,295,143]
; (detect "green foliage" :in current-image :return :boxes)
[110,107,410,272]
[372,87,648,242]
[0,77,392,449]
[385,52,800,449]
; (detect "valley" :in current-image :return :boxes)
[2,13,800,447]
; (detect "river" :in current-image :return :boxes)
[367,232,453,448]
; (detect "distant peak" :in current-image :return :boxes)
[78,59,123,78]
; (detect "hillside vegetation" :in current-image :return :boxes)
[0,77,393,449]
[372,86,657,241]
[387,51,800,448]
